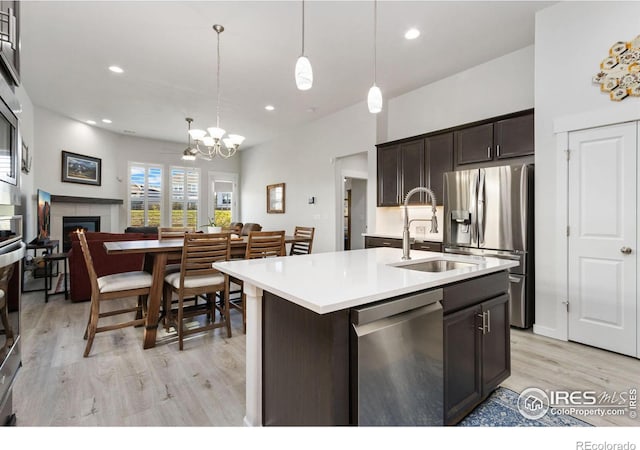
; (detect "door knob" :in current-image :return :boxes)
[620,246,633,254]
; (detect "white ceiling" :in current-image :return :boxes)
[19,1,552,149]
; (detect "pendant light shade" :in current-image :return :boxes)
[367,84,383,113]
[295,0,313,91]
[295,55,313,91]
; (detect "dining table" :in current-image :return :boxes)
[103,234,310,349]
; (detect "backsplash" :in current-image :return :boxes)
[375,206,444,241]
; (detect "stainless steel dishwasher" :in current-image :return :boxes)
[351,289,443,426]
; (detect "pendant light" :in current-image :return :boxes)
[367,0,382,113]
[295,0,313,90]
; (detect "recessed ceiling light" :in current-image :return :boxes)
[108,65,124,73]
[86,120,96,125]
[102,119,112,124]
[265,105,275,111]
[404,28,420,40]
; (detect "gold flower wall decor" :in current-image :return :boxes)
[593,34,640,101]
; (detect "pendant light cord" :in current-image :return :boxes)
[373,0,377,85]
[301,0,305,56]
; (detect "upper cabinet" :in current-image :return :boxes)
[377,134,453,207]
[377,144,401,206]
[0,1,19,86]
[377,110,533,207]
[455,112,534,166]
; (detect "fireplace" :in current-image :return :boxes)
[62,216,100,252]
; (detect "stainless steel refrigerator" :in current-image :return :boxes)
[443,164,534,328]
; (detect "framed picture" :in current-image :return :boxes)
[61,151,102,186]
[267,182,285,214]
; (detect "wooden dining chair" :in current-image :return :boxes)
[229,230,285,333]
[77,229,153,357]
[158,226,196,241]
[163,232,232,350]
[289,226,315,255]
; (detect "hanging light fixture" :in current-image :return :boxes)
[367,0,382,114]
[295,0,313,90]
[182,24,245,161]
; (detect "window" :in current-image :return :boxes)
[129,163,162,227]
[171,166,199,228]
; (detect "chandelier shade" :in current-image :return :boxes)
[367,84,383,113]
[367,0,383,114]
[181,24,244,161]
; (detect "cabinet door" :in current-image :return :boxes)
[411,241,442,252]
[401,139,425,204]
[444,304,482,425]
[364,236,402,249]
[377,145,400,206]
[425,132,453,205]
[454,123,493,165]
[480,294,510,394]
[493,114,534,159]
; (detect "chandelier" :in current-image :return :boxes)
[182,24,244,161]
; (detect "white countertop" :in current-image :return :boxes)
[363,233,442,243]
[213,248,517,314]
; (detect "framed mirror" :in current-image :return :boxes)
[267,182,285,214]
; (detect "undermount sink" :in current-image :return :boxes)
[397,259,478,273]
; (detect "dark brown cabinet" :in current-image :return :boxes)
[401,139,425,204]
[425,132,454,205]
[455,113,534,166]
[494,114,534,160]
[0,1,19,86]
[454,123,494,165]
[377,135,452,207]
[443,292,510,425]
[364,236,442,252]
[377,145,400,206]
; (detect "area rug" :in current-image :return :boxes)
[458,387,592,427]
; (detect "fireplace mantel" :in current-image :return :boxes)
[51,195,123,205]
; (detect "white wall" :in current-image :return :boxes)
[534,1,640,339]
[32,106,240,240]
[387,45,535,141]
[14,83,36,240]
[375,45,535,237]
[240,101,376,253]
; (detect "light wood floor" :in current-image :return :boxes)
[12,289,640,426]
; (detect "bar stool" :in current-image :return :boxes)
[44,252,69,303]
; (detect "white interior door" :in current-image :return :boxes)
[568,122,637,357]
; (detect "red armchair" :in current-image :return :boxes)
[68,232,157,302]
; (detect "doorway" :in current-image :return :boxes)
[207,171,238,227]
[344,177,367,250]
[567,122,638,358]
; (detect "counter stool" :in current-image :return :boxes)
[44,252,69,303]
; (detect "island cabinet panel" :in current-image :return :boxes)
[442,271,510,425]
[262,291,350,426]
[443,304,482,425]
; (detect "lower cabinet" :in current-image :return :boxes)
[364,236,443,252]
[444,293,510,425]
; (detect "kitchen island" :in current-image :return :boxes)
[213,247,518,426]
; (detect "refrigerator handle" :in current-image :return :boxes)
[478,169,485,246]
[470,171,478,244]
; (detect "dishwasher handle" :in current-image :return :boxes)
[353,301,443,338]
[351,288,443,326]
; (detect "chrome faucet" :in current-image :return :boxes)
[402,187,438,260]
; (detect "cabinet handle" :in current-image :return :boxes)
[382,242,391,246]
[487,147,491,159]
[496,144,501,157]
[486,309,491,333]
[477,312,487,334]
